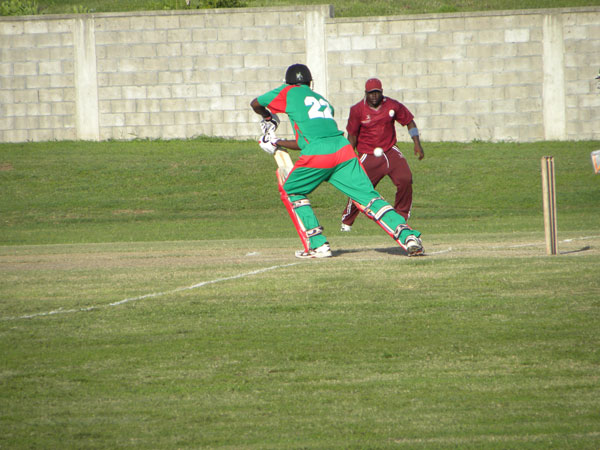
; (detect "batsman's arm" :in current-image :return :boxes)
[407,120,424,160]
[250,98,273,120]
[273,139,300,151]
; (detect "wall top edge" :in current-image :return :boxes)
[0,4,597,23]
[0,4,334,22]
[329,5,600,23]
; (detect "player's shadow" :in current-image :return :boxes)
[559,245,591,255]
[375,247,409,256]
[332,247,409,257]
[331,248,363,257]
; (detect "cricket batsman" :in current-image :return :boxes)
[250,63,424,258]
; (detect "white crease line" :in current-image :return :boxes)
[492,235,600,249]
[4,234,599,320]
[561,235,600,242]
[3,263,299,321]
[426,247,452,255]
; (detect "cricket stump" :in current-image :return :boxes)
[541,156,558,255]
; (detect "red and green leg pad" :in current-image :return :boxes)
[277,173,327,251]
[352,197,420,251]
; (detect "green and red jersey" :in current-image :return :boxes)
[257,84,343,150]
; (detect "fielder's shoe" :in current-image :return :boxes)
[295,242,332,259]
[340,223,352,232]
[404,235,424,256]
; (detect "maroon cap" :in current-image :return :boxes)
[365,78,383,92]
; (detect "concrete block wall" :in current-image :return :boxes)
[92,8,313,140]
[563,10,600,138]
[327,7,600,142]
[0,7,318,142]
[0,18,76,142]
[0,6,598,143]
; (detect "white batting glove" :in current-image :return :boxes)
[260,114,280,135]
[258,134,279,155]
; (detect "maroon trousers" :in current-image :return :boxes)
[341,145,413,224]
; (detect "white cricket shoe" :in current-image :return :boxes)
[295,242,332,259]
[340,223,352,232]
[404,235,424,256]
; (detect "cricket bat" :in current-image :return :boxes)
[591,150,600,174]
[274,149,294,185]
[274,148,310,253]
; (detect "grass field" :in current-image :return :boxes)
[16,0,600,17]
[1,139,600,448]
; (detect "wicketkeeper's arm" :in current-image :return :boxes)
[347,134,358,150]
[407,120,424,160]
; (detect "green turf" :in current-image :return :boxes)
[25,0,600,17]
[1,140,599,448]
[1,139,599,244]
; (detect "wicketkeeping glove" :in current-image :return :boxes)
[258,134,279,155]
[260,114,280,135]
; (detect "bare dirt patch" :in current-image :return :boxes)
[112,209,154,215]
[1,234,597,274]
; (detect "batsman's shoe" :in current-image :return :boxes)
[295,242,332,259]
[404,235,424,256]
[340,223,352,232]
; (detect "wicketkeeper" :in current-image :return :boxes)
[341,78,424,231]
[250,64,424,258]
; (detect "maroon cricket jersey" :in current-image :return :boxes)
[346,97,414,155]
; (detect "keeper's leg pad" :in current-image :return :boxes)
[277,171,326,251]
[352,197,416,251]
